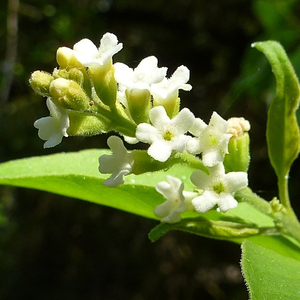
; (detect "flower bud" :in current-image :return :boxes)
[56,47,83,69]
[49,78,90,111]
[29,71,53,97]
[88,66,117,108]
[125,89,151,124]
[223,117,251,173]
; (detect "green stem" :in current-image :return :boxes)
[92,101,137,137]
[235,187,272,217]
[278,173,298,217]
[235,187,300,244]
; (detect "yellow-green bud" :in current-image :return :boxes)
[125,89,151,124]
[56,47,83,69]
[52,68,69,79]
[49,78,90,111]
[153,95,180,119]
[224,117,251,173]
[29,71,54,97]
[88,65,117,108]
[270,198,284,213]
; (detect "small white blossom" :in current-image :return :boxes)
[99,136,134,187]
[114,56,167,91]
[151,65,192,105]
[154,175,196,223]
[136,106,195,162]
[34,98,69,148]
[187,111,232,167]
[72,33,123,67]
[191,163,248,213]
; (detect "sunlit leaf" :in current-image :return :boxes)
[253,41,300,197]
[241,239,300,299]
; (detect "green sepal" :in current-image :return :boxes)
[224,132,250,172]
[88,64,117,108]
[67,110,112,136]
[125,89,151,124]
[153,96,180,118]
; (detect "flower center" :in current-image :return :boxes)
[208,134,218,146]
[163,130,174,141]
[213,182,225,194]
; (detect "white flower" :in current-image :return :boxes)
[72,32,123,67]
[114,56,167,91]
[191,163,248,213]
[151,65,192,105]
[154,175,196,223]
[187,111,232,167]
[34,98,69,148]
[136,106,195,162]
[99,136,134,187]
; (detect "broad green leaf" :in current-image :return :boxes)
[0,149,189,220]
[1,150,300,259]
[241,239,300,300]
[253,41,300,201]
[0,150,272,227]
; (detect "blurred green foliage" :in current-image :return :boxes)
[0,0,300,299]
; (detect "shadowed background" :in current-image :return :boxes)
[1,0,300,299]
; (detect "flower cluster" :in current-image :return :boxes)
[30,32,250,224]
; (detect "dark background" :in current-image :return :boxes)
[1,0,300,299]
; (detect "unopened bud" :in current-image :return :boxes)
[56,47,83,69]
[224,117,251,172]
[29,71,53,97]
[49,78,90,111]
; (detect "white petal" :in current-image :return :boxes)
[217,194,238,212]
[192,191,218,213]
[73,39,98,58]
[148,141,172,162]
[43,132,63,148]
[186,137,201,154]
[149,106,170,129]
[134,56,167,84]
[169,65,192,91]
[114,62,134,87]
[202,150,224,167]
[189,118,207,137]
[170,108,195,133]
[224,172,248,193]
[136,123,160,144]
[98,33,123,62]
[209,112,228,133]
[171,134,191,153]
[190,169,211,190]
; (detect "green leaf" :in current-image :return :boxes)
[252,41,300,204]
[241,239,300,300]
[0,149,197,220]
